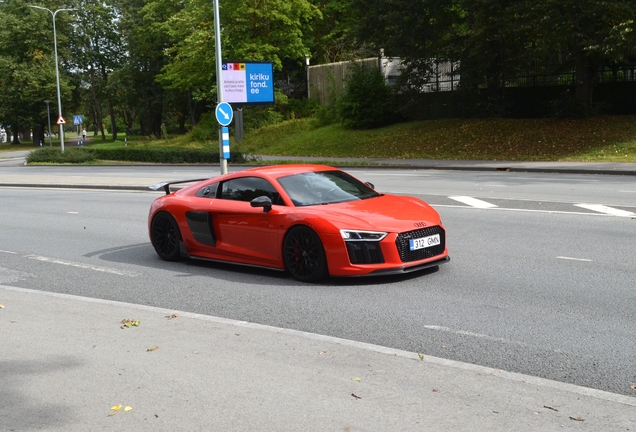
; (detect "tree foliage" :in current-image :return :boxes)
[337,63,396,129]
[352,0,636,110]
[0,0,634,139]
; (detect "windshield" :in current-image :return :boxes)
[278,170,380,206]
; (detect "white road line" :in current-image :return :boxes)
[0,250,18,254]
[574,203,636,217]
[24,255,138,277]
[448,196,498,208]
[67,211,79,214]
[431,204,622,217]
[423,325,517,345]
[557,256,593,262]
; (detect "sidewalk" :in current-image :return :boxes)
[1,285,634,431]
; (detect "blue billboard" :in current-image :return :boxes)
[220,62,275,105]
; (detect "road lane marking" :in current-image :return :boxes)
[67,211,79,214]
[24,255,138,277]
[0,250,18,254]
[423,325,522,345]
[448,196,498,208]
[431,204,612,216]
[574,203,635,217]
[557,256,593,262]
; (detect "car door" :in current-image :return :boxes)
[209,176,286,267]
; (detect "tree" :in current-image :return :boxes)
[306,0,373,64]
[351,0,636,111]
[530,0,636,108]
[0,0,76,143]
[337,63,395,128]
[156,0,321,99]
[70,0,125,140]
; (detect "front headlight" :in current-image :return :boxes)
[340,230,388,241]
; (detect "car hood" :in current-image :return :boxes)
[310,194,441,232]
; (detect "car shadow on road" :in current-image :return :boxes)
[86,243,442,287]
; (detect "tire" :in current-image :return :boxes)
[151,212,182,261]
[283,226,328,282]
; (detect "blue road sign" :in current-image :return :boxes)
[215,102,233,126]
[73,115,83,125]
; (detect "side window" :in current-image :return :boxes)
[195,182,219,198]
[221,177,283,205]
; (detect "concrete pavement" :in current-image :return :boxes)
[1,152,636,430]
[2,285,635,431]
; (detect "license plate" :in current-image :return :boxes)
[409,234,441,251]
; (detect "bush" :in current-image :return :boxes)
[27,147,95,163]
[337,63,397,129]
[549,90,596,119]
[27,146,246,164]
[91,147,246,164]
[190,113,218,142]
[242,106,284,130]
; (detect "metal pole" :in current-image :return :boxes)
[29,6,75,153]
[213,0,227,175]
[44,100,52,146]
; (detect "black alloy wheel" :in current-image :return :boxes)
[283,226,328,282]
[151,212,182,261]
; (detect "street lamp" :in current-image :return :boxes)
[44,99,52,146]
[29,5,75,153]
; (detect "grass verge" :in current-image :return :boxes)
[15,115,636,163]
[236,116,636,162]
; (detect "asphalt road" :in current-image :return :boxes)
[1,167,635,397]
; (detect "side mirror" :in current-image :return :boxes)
[250,195,273,212]
[365,182,375,189]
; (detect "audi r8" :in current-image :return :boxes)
[148,165,449,282]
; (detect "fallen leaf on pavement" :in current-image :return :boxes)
[543,405,558,412]
[147,345,159,352]
[109,404,122,416]
[417,353,424,360]
[631,384,636,389]
[167,313,179,319]
[432,389,440,393]
[0,303,5,309]
[569,417,585,422]
[124,406,133,412]
[352,377,361,382]
[319,351,327,355]
[120,319,141,329]
[351,393,362,399]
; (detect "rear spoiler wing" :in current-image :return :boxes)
[149,178,210,195]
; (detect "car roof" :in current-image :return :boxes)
[242,164,339,178]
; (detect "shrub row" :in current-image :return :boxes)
[27,147,247,164]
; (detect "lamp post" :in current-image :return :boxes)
[29,5,75,153]
[44,99,52,146]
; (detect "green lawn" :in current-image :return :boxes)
[8,115,636,163]
[235,116,636,162]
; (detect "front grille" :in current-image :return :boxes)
[345,241,385,264]
[395,226,445,263]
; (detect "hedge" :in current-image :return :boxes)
[27,147,247,164]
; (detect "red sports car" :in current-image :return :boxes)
[148,165,449,282]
